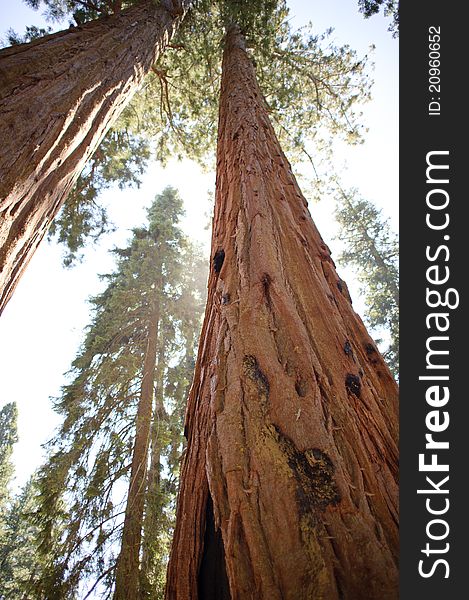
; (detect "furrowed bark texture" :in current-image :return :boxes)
[114,303,159,600]
[166,27,399,600]
[0,0,189,315]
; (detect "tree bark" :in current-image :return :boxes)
[0,0,189,315]
[165,26,398,600]
[114,301,160,600]
[140,344,166,598]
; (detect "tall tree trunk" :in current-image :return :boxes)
[114,301,160,600]
[140,345,166,598]
[165,26,398,600]
[0,0,189,315]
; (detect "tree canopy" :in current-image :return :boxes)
[358,0,399,37]
[12,0,373,263]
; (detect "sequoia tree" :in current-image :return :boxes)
[166,25,398,600]
[0,0,190,315]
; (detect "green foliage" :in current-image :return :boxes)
[358,0,399,37]
[23,0,139,24]
[5,24,53,44]
[34,187,206,598]
[0,477,53,599]
[0,403,18,519]
[144,0,372,165]
[0,415,56,599]
[48,125,150,266]
[333,183,399,376]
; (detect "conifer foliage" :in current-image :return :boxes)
[358,0,399,36]
[31,187,205,598]
[334,184,399,375]
[0,403,18,519]
[0,476,49,598]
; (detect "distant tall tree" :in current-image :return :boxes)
[0,0,191,315]
[0,402,19,597]
[0,402,18,522]
[0,476,49,599]
[166,17,398,600]
[34,188,205,599]
[334,184,399,376]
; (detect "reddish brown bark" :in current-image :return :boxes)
[166,26,398,600]
[0,0,189,315]
[113,301,159,600]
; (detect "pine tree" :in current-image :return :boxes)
[34,188,205,598]
[333,184,399,376]
[0,477,49,599]
[0,402,20,597]
[0,0,191,315]
[166,21,398,600]
[0,402,18,524]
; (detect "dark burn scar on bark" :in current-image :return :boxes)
[344,340,353,356]
[243,355,269,396]
[337,279,352,303]
[295,376,308,397]
[364,342,380,366]
[345,373,361,397]
[272,425,340,519]
[261,272,272,307]
[213,249,225,274]
[222,293,230,305]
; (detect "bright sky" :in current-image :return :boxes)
[0,0,398,490]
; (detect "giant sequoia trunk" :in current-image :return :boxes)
[114,301,160,600]
[0,0,189,315]
[165,27,399,600]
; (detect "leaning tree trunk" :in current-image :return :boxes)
[114,300,160,600]
[165,26,398,600]
[0,0,190,316]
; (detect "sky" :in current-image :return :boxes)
[0,0,398,490]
